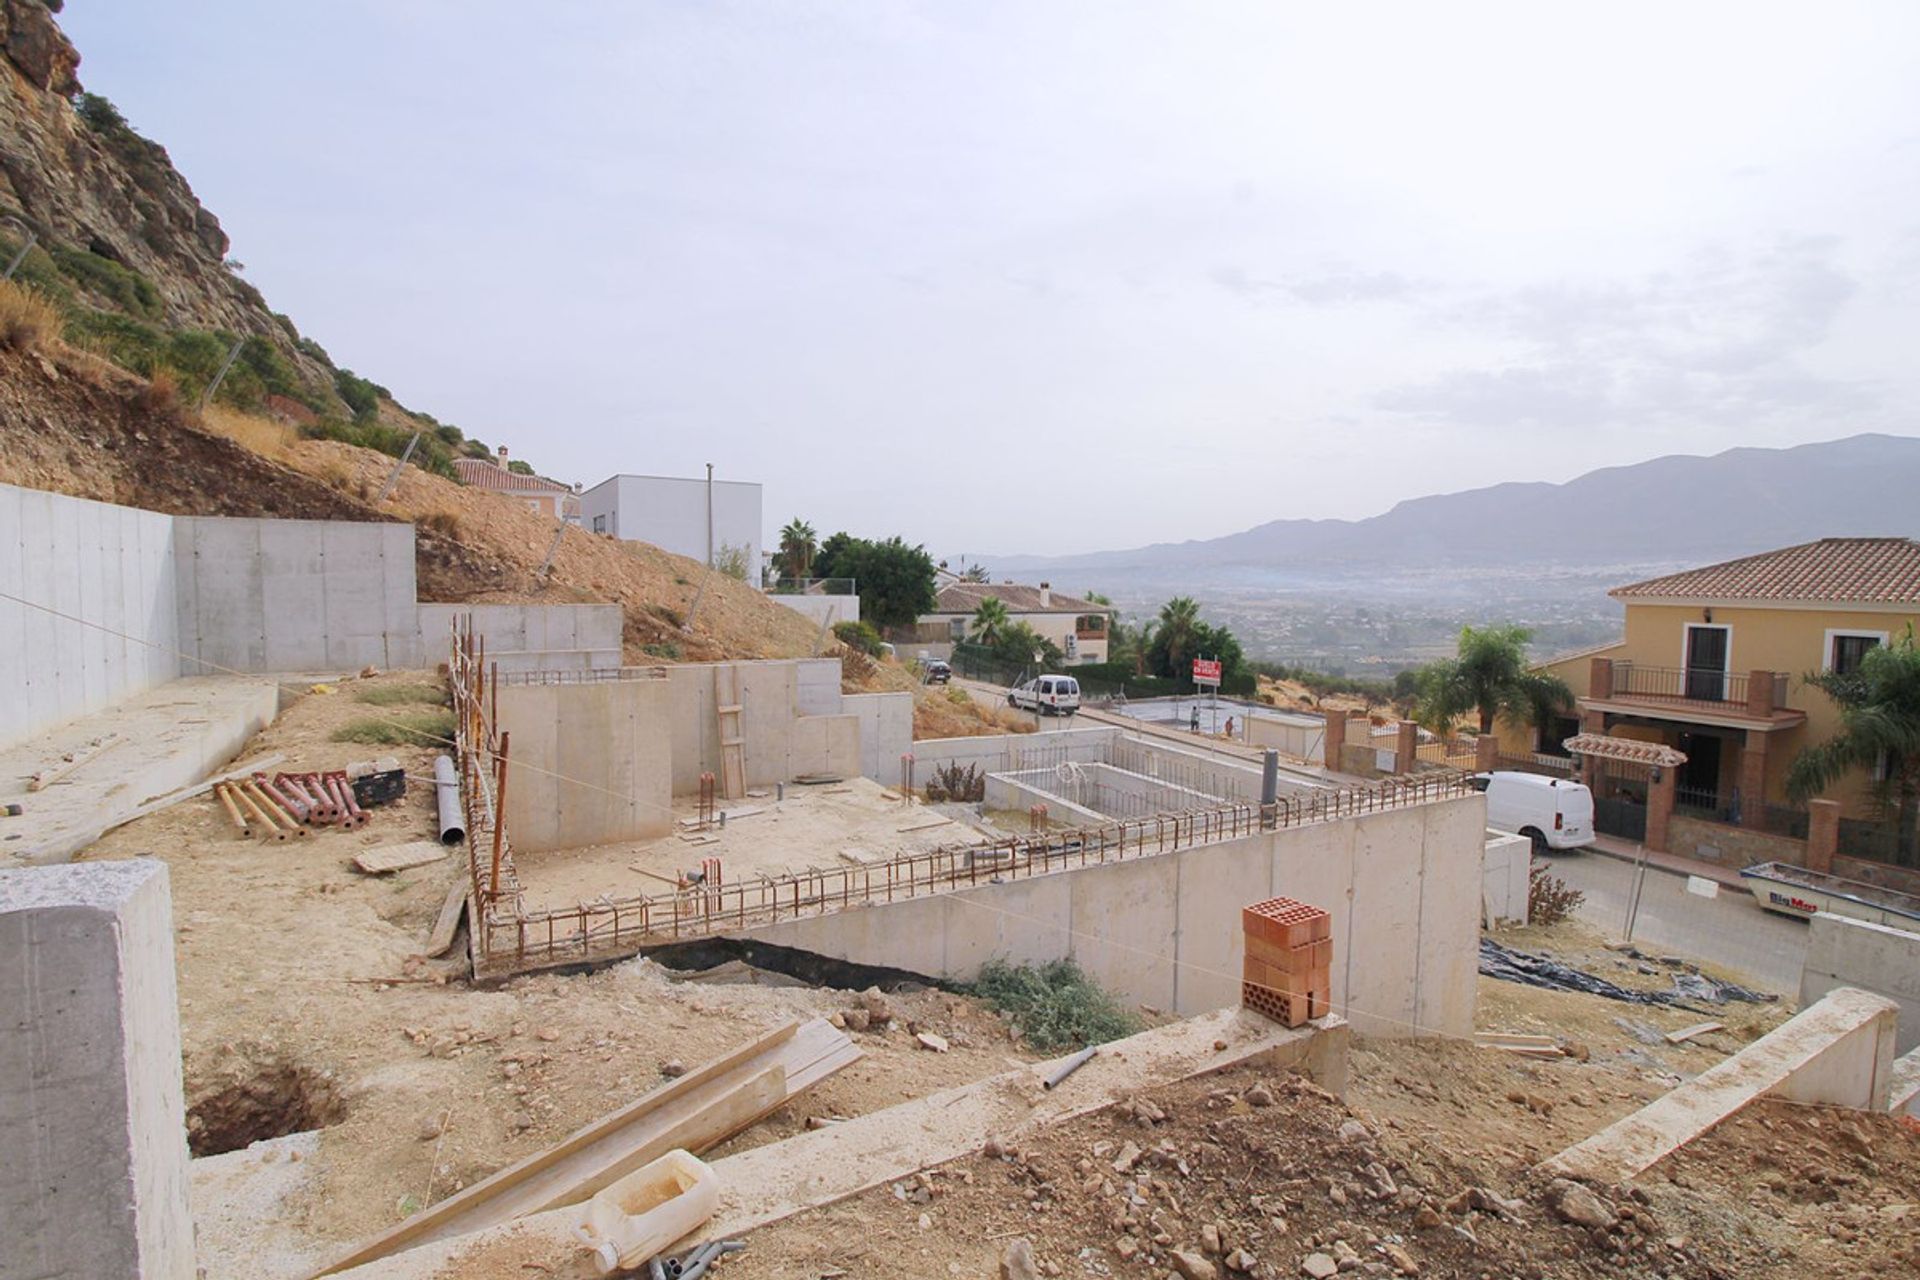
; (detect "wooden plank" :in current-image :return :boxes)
[354,841,448,875]
[311,1021,832,1277]
[1475,1032,1559,1049]
[29,735,125,791]
[421,883,468,958]
[1665,1021,1725,1045]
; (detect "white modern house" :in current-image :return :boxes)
[580,472,762,576]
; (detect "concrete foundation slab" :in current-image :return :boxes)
[1540,987,1901,1184]
[2,676,281,865]
[0,859,193,1280]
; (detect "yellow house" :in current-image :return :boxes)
[1499,538,1920,864]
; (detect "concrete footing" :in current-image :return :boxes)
[0,859,194,1279]
[1539,987,1901,1184]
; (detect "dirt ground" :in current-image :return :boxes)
[75,671,1044,1259]
[63,669,1901,1280]
[727,1055,1920,1280]
[513,778,981,905]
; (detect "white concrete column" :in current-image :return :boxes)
[0,859,194,1279]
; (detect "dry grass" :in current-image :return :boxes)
[200,404,297,461]
[0,278,62,352]
[132,367,183,418]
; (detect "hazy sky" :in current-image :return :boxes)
[65,3,1920,558]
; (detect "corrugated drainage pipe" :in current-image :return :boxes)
[435,754,464,845]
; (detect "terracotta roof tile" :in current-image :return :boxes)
[453,458,576,495]
[930,582,1109,615]
[1611,538,1920,605]
[1562,733,1688,768]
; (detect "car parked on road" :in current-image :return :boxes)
[1009,674,1081,716]
[923,659,951,684]
[1471,770,1595,852]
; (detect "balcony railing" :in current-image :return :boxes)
[1607,663,1789,710]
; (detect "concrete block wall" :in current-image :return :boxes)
[0,483,180,751]
[0,860,194,1278]
[1801,913,1920,1054]
[417,603,623,672]
[173,516,421,673]
[741,793,1489,1039]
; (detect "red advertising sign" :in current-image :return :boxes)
[1192,658,1222,685]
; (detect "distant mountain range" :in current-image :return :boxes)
[988,434,1920,575]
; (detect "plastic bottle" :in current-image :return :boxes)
[573,1149,720,1275]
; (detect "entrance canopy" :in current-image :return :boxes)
[1562,733,1688,769]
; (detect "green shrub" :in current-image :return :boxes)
[49,246,162,319]
[0,235,76,306]
[333,367,382,421]
[302,418,458,480]
[331,709,454,747]
[641,641,682,661]
[353,683,450,707]
[971,958,1142,1051]
[832,619,885,657]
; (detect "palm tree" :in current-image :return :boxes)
[1789,629,1920,863]
[970,597,1011,645]
[1414,624,1572,736]
[1156,596,1203,683]
[778,519,817,583]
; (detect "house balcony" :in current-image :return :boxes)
[1577,658,1805,731]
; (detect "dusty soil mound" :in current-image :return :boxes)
[736,1058,1915,1280]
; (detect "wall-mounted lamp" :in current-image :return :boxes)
[1650,766,1664,785]
[1703,607,1713,624]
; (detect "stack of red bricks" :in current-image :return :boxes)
[1241,896,1331,1028]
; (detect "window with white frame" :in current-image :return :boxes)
[1826,630,1885,676]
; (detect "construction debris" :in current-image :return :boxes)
[353,841,448,876]
[1665,1020,1726,1044]
[1479,938,1711,1010]
[311,1018,860,1276]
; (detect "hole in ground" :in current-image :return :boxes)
[187,1062,347,1157]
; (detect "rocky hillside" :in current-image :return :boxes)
[0,0,493,473]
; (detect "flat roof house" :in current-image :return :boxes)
[579,472,762,578]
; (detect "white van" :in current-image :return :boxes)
[1009,674,1081,716]
[1473,771,1595,852]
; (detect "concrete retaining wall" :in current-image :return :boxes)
[416,603,622,672]
[497,679,674,850]
[907,727,1122,783]
[988,762,1227,821]
[0,483,182,751]
[1483,830,1531,925]
[740,793,1489,1039]
[769,593,859,626]
[844,691,913,784]
[1246,713,1325,763]
[1801,913,1920,1055]
[662,659,857,792]
[173,516,421,673]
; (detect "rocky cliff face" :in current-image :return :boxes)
[0,0,340,402]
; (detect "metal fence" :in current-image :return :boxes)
[470,766,1475,976]
[1611,663,1789,708]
